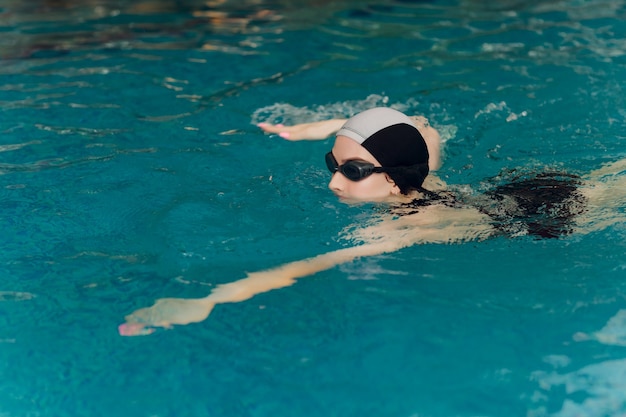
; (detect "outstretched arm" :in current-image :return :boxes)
[119,240,403,336]
[118,205,493,336]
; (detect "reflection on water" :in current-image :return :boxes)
[531,310,626,416]
[0,0,358,59]
[1,0,275,59]
[3,0,626,61]
[591,310,626,347]
[535,358,626,416]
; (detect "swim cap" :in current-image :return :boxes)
[336,107,430,191]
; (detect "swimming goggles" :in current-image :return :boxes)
[325,152,388,181]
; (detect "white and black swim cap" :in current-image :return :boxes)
[336,107,430,191]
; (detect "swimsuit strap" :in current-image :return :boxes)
[392,189,460,216]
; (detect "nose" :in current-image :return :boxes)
[328,172,344,194]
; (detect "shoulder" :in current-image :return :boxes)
[410,115,442,171]
[348,202,494,246]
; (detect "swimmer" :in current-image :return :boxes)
[119,107,626,336]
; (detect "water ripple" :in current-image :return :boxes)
[0,147,156,175]
[0,291,36,301]
[34,124,127,136]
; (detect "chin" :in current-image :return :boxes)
[334,195,362,205]
[336,195,388,205]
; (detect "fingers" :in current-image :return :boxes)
[257,123,293,140]
[118,322,157,336]
[257,122,283,133]
[119,297,214,336]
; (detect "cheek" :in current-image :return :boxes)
[348,175,392,198]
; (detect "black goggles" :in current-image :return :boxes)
[325,152,388,182]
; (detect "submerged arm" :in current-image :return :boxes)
[119,239,406,336]
[207,204,493,304]
[206,241,403,303]
[119,206,493,336]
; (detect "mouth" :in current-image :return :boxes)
[333,192,348,201]
[333,192,390,205]
[333,194,350,204]
[333,194,362,205]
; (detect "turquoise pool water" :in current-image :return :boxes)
[2,0,626,415]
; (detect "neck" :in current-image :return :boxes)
[385,190,425,204]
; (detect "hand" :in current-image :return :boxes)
[118,297,214,336]
[257,119,345,141]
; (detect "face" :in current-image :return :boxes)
[327,135,400,203]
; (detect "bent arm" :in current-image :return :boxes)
[257,119,346,141]
[258,115,442,171]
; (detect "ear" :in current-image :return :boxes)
[385,174,401,195]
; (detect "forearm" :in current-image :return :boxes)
[205,241,398,304]
[258,119,346,141]
[317,119,347,137]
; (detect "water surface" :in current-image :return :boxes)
[1,0,626,416]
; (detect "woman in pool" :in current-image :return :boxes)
[119,107,626,336]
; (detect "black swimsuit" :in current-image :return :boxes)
[480,173,586,238]
[393,173,587,239]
